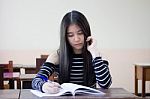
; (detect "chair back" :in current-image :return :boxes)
[0,61,13,72]
[36,58,46,73]
[0,61,13,89]
[40,55,49,59]
[0,66,4,89]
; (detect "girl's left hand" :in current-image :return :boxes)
[86,36,100,58]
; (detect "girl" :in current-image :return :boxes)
[32,10,112,94]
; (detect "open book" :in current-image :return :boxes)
[31,83,105,97]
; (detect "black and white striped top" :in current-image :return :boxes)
[69,55,84,85]
[32,54,112,92]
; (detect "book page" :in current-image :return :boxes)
[30,83,105,97]
[61,83,105,96]
[74,88,104,95]
[30,89,71,97]
[61,83,81,95]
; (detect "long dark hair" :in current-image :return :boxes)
[58,10,95,86]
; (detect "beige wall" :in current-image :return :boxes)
[0,0,150,93]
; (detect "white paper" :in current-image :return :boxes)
[30,83,105,97]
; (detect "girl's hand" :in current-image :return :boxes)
[42,81,61,94]
[86,36,100,58]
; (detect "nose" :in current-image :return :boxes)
[74,35,80,41]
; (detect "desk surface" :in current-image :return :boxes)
[20,74,36,80]
[19,88,138,99]
[0,89,20,99]
[13,64,36,68]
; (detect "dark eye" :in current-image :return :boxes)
[78,30,83,35]
[67,33,74,37]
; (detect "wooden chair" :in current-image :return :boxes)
[20,56,48,89]
[36,54,48,74]
[135,64,150,97]
[0,61,17,89]
[36,58,47,73]
[20,57,48,89]
[0,61,13,73]
[40,55,49,59]
[0,65,4,89]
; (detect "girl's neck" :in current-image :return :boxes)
[73,49,82,54]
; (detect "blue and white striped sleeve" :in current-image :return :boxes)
[32,62,55,92]
[92,57,112,89]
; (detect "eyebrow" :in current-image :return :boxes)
[67,29,82,34]
[77,30,82,32]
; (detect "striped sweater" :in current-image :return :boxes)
[32,55,112,92]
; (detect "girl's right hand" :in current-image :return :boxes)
[42,81,61,94]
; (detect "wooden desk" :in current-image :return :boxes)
[3,72,21,89]
[0,89,20,99]
[13,64,23,73]
[20,74,36,81]
[22,65,36,74]
[19,74,36,89]
[20,88,138,99]
[13,64,36,74]
[135,63,150,97]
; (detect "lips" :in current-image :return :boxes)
[74,43,82,46]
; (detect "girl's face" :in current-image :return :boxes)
[67,24,84,54]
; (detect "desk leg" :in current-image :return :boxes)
[142,68,145,97]
[135,66,138,96]
[9,79,14,89]
[17,79,21,89]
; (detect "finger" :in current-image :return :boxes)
[86,37,94,46]
[50,82,61,87]
[86,36,92,42]
[48,87,60,94]
[53,82,61,87]
[47,81,56,87]
[53,87,60,93]
[46,86,60,94]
